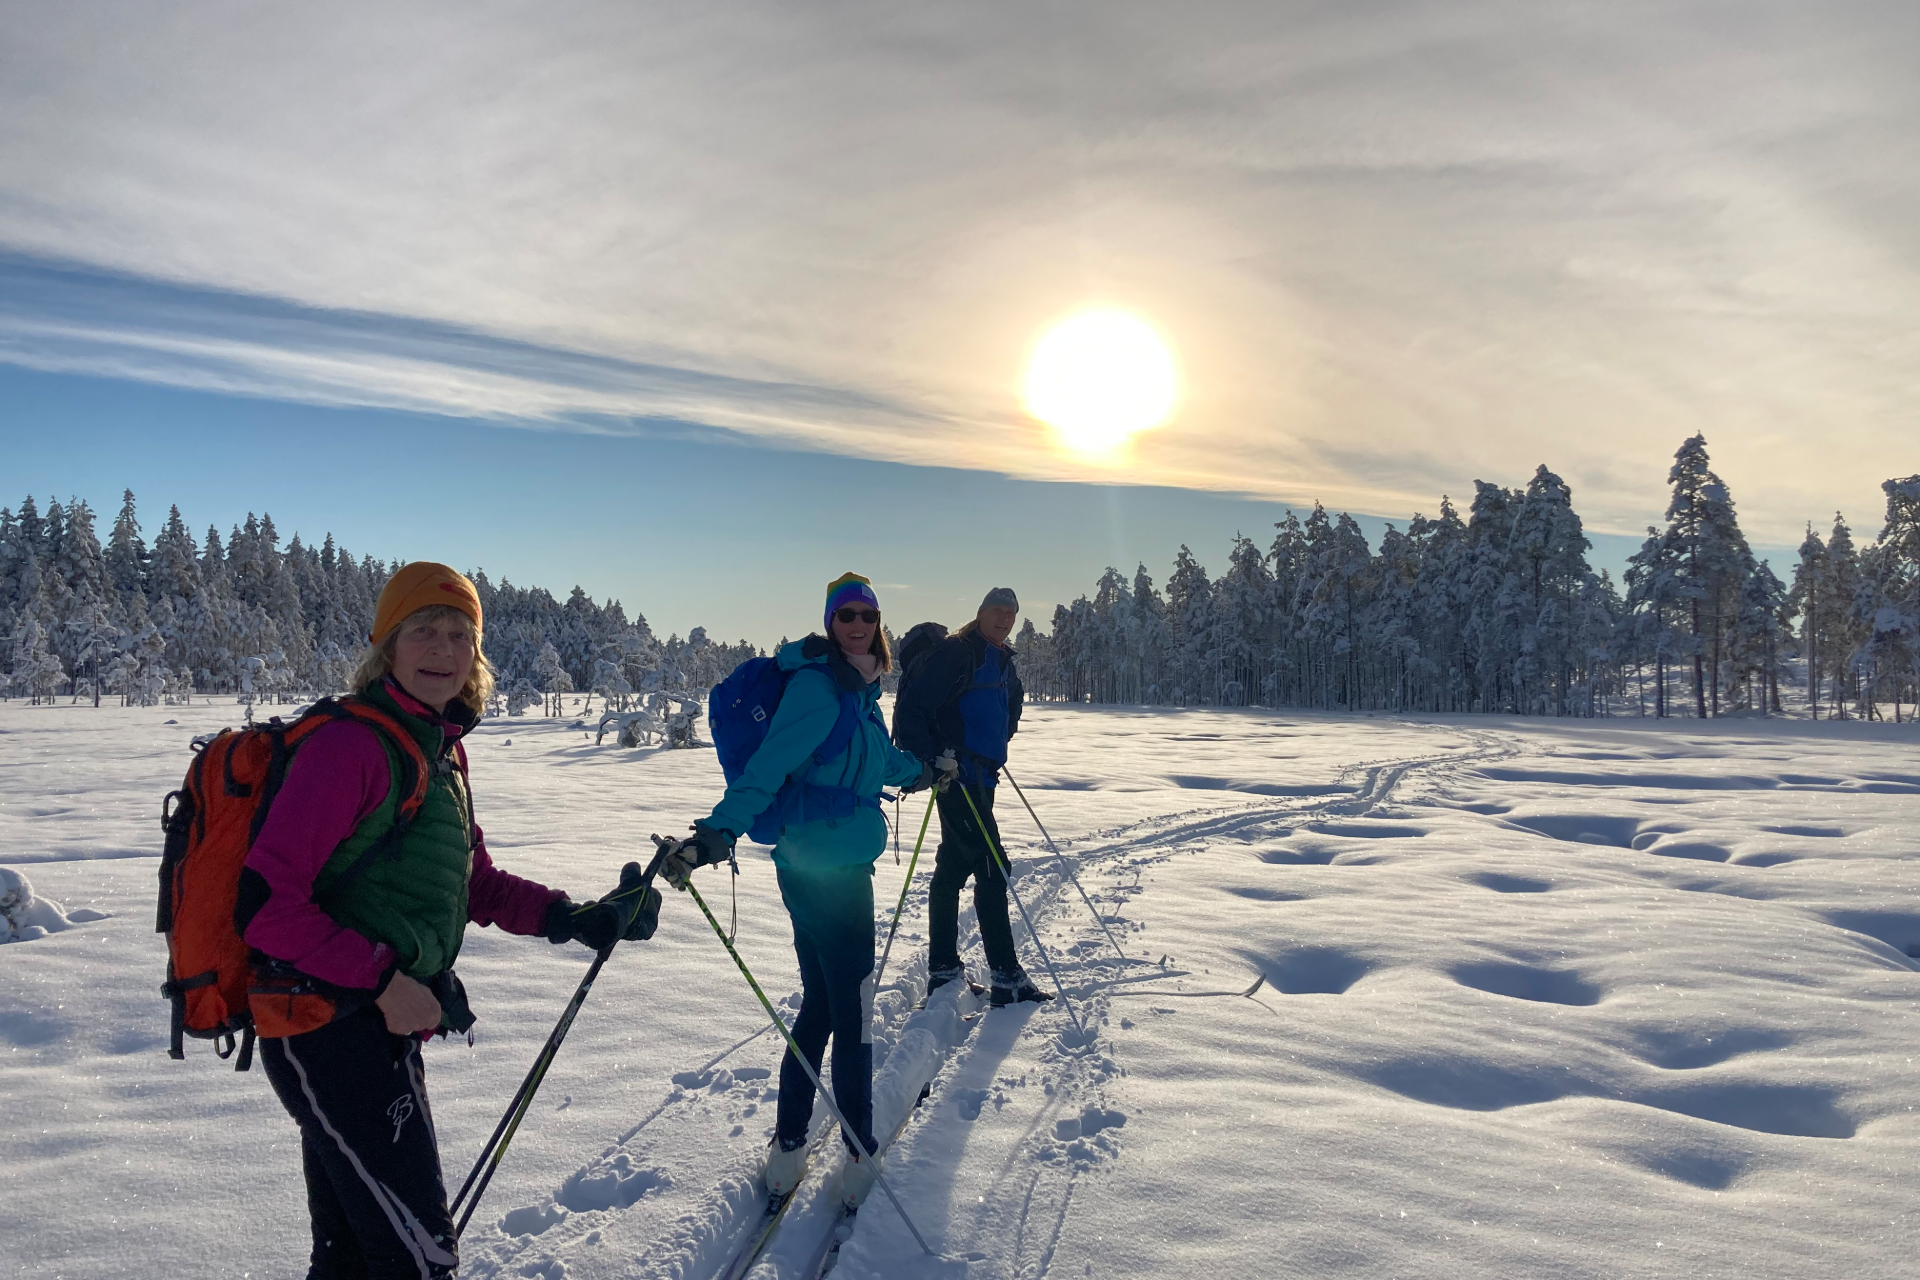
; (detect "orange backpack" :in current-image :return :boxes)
[157,698,429,1070]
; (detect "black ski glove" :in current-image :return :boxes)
[903,750,961,795]
[546,861,662,949]
[662,822,735,891]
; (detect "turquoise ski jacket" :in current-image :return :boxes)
[703,636,925,870]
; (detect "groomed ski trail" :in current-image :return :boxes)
[794,719,1517,1276]
[458,719,1510,1279]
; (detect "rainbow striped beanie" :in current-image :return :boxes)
[824,572,880,632]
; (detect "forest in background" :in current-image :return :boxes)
[1014,435,1918,720]
[0,493,755,716]
[4,434,1917,720]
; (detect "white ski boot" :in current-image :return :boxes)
[840,1146,879,1210]
[764,1138,808,1197]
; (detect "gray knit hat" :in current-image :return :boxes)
[979,587,1019,612]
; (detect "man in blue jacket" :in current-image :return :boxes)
[892,588,1052,1007]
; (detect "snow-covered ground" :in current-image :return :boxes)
[4,698,1918,1279]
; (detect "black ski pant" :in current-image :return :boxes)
[773,860,877,1155]
[260,1006,458,1280]
[928,783,1023,986]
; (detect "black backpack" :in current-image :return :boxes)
[893,622,949,705]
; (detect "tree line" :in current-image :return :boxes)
[6,435,1916,722]
[0,491,757,711]
[1014,436,1920,721]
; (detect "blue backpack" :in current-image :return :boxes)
[708,656,869,845]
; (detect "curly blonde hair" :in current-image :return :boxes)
[348,604,496,714]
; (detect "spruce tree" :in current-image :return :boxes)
[1823,515,1864,717]
[105,490,147,603]
[1789,525,1829,717]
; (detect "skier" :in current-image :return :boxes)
[664,572,950,1210]
[239,562,661,1279]
[892,587,1052,1007]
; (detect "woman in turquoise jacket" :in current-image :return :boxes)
[666,572,952,1211]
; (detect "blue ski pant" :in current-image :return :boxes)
[259,1006,458,1280]
[773,860,877,1155]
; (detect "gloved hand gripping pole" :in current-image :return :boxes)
[656,835,934,1256]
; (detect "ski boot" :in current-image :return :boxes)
[764,1136,808,1196]
[989,974,1055,1008]
[840,1145,880,1209]
[924,965,985,1005]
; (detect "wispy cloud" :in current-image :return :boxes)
[0,253,940,449]
[3,1,1917,540]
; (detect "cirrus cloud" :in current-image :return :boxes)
[2,0,1916,540]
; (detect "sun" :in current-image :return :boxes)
[1023,309,1179,456]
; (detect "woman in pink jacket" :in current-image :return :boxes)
[239,562,657,1280]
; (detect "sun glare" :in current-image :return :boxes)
[1023,309,1179,456]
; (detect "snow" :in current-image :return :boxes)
[0,865,91,941]
[3,698,1918,1279]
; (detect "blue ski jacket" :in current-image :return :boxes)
[892,628,1023,787]
[702,636,925,870]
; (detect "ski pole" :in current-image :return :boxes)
[873,790,938,991]
[999,766,1130,962]
[451,852,665,1238]
[955,784,1088,1042]
[660,836,933,1256]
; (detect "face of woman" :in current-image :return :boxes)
[392,615,476,713]
[831,606,877,657]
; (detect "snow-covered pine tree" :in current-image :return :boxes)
[1462,482,1524,713]
[64,589,122,707]
[534,640,573,717]
[1655,435,1754,717]
[1213,536,1274,707]
[105,490,147,605]
[11,617,65,704]
[1789,524,1830,717]
[1821,515,1865,718]
[1854,477,1920,720]
[1164,546,1212,705]
[1730,561,1789,715]
[1510,466,1594,715]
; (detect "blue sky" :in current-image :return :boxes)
[2,1,1905,642]
[4,359,1654,647]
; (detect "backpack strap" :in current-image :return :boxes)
[291,698,434,896]
[755,669,873,840]
[811,689,862,769]
[781,666,862,772]
[451,737,476,845]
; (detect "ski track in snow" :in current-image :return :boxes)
[3,701,1918,1279]
[460,720,1502,1280]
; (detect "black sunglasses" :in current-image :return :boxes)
[835,607,880,624]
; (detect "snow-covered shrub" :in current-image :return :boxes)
[596,709,659,747]
[506,678,541,716]
[0,867,74,943]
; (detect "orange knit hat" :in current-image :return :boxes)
[371,562,483,644]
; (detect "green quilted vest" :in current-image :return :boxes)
[312,682,476,979]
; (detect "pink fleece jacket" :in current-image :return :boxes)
[242,691,564,990]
